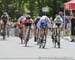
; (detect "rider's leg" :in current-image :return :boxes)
[44,28,48,42]
[24,26,27,39]
[45,28,48,36]
[24,26,27,46]
[39,29,44,43]
[39,29,43,48]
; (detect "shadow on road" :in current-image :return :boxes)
[23,46,33,48]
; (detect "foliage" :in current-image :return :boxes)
[0,0,69,19]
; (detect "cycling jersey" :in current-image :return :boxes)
[16,22,24,29]
[34,17,40,26]
[23,19,33,26]
[54,15,63,28]
[37,16,51,29]
[1,14,9,25]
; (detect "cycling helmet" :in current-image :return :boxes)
[37,16,40,20]
[26,15,31,20]
[56,15,61,20]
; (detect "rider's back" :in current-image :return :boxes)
[37,16,51,29]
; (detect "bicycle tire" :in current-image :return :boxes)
[39,28,46,48]
[2,29,6,40]
[24,26,31,47]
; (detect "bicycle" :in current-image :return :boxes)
[7,25,10,37]
[39,26,47,48]
[52,24,61,48]
[1,23,6,40]
[24,26,31,47]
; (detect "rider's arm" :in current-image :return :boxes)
[37,20,41,29]
[60,18,63,28]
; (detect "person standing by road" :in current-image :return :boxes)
[71,13,75,42]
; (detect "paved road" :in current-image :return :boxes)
[0,35,75,60]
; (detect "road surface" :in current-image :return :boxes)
[0,35,75,60]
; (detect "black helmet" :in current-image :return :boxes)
[38,16,40,19]
[26,15,31,20]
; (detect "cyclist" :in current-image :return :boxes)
[1,12,9,26]
[52,15,63,48]
[16,20,24,36]
[1,12,9,39]
[37,15,51,48]
[17,15,25,34]
[6,17,12,37]
[54,15,63,29]
[33,16,40,42]
[16,15,25,42]
[23,15,34,47]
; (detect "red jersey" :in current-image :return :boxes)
[16,22,23,27]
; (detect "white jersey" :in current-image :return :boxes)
[54,18,63,24]
[37,16,51,29]
[54,16,63,28]
[39,16,50,23]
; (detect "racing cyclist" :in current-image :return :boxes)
[37,15,51,48]
[23,15,34,47]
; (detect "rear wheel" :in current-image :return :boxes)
[42,36,46,48]
[42,42,46,48]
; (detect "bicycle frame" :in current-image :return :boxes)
[52,27,60,48]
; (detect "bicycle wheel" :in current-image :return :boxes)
[7,29,9,37]
[52,28,57,48]
[24,26,31,47]
[2,29,6,40]
[42,34,46,48]
[39,28,46,48]
[42,40,46,48]
[57,30,60,48]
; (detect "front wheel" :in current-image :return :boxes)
[57,35,60,48]
[7,30,9,37]
[42,42,46,48]
[2,30,6,40]
[3,34,5,40]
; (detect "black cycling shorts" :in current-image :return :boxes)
[24,23,32,27]
[56,23,61,28]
